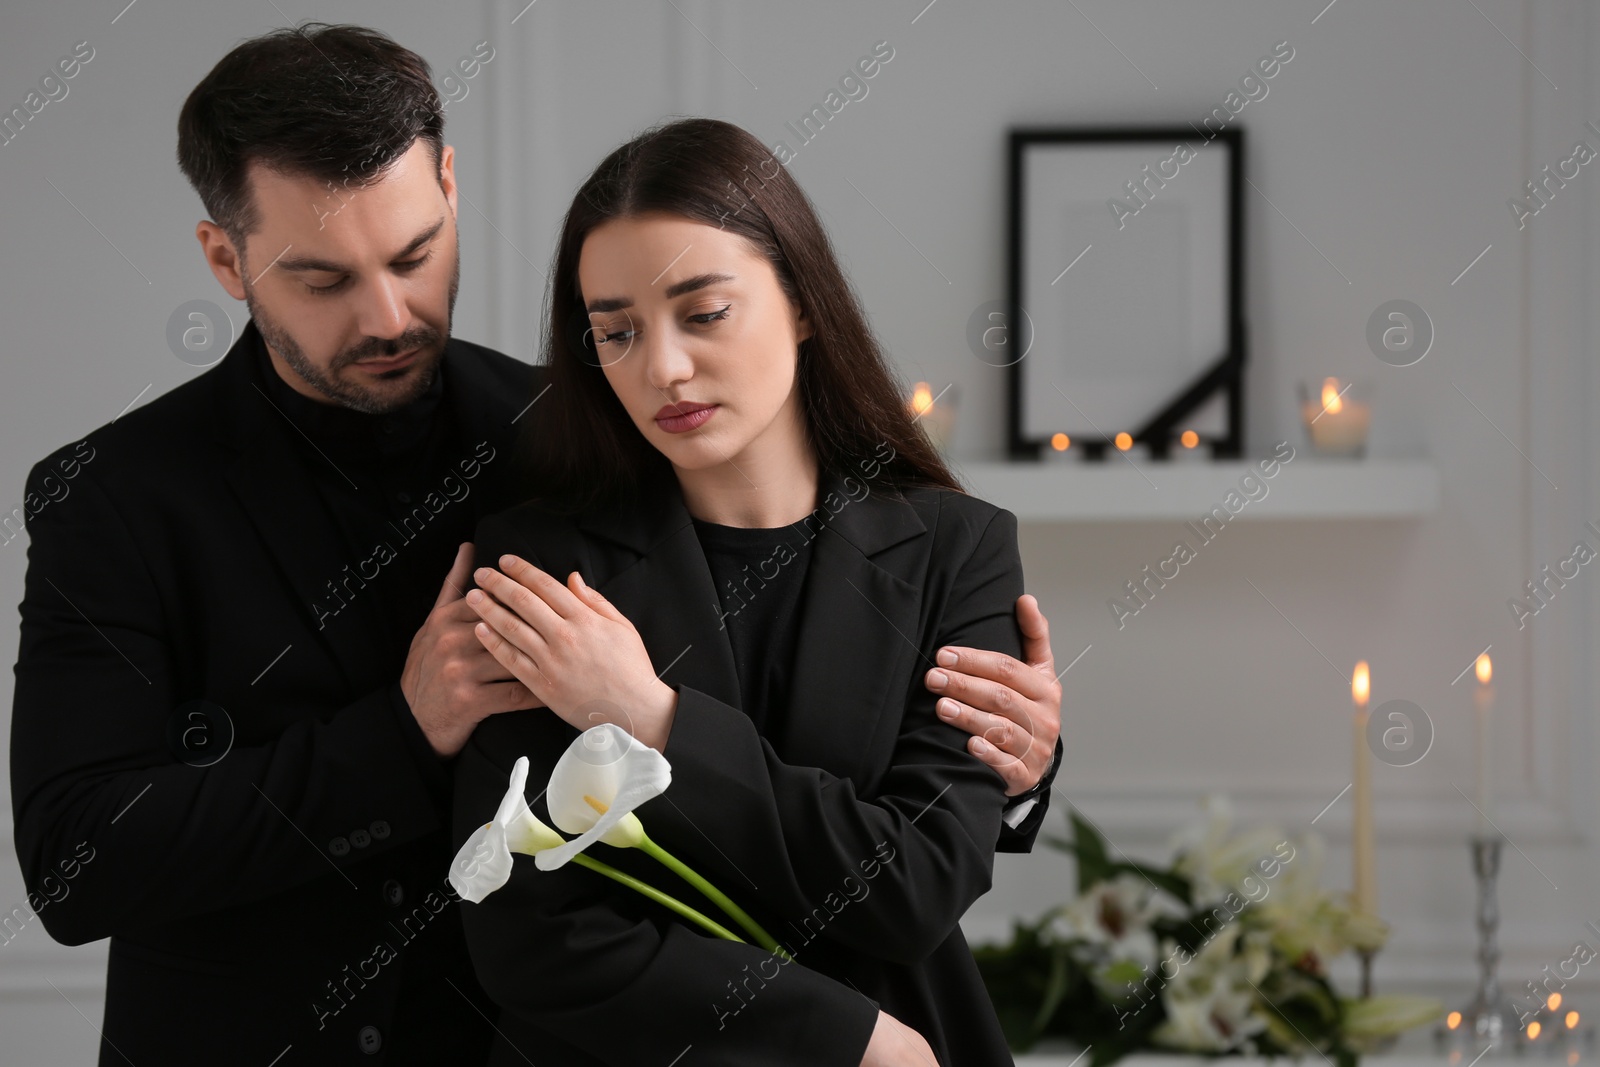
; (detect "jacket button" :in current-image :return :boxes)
[383,879,405,907]
[358,1025,382,1054]
[350,828,372,849]
[328,836,350,857]
[370,820,391,840]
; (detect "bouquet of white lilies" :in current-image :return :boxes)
[975,797,1440,1066]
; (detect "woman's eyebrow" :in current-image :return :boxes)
[585,271,736,314]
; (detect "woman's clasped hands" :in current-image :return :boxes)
[466,554,678,751]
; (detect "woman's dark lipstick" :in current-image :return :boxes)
[655,402,717,433]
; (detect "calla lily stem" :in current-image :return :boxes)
[638,834,791,960]
[571,853,744,944]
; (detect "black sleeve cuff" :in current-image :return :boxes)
[996,735,1062,853]
[388,679,451,810]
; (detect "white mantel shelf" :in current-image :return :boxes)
[956,459,1441,523]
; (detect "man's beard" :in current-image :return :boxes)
[244,242,461,415]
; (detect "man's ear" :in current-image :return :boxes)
[195,221,247,301]
[438,143,458,220]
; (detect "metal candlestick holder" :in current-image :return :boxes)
[1444,834,1515,1048]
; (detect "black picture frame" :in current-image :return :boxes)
[1005,126,1246,460]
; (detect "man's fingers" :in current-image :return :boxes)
[929,647,1052,704]
[937,698,1029,755]
[434,542,475,610]
[967,732,1031,794]
[482,678,545,713]
[1015,593,1056,674]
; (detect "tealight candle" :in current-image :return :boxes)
[1169,429,1209,462]
[1044,431,1075,462]
[907,381,958,453]
[1300,377,1371,457]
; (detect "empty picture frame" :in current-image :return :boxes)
[1006,127,1245,459]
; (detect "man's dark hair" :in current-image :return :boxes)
[177,23,444,247]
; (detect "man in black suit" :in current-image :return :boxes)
[9,22,1063,1066]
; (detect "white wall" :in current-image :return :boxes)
[2,0,1596,1057]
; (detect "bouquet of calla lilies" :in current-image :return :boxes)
[450,724,788,957]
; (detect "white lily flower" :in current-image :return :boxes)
[535,723,672,872]
[449,756,565,903]
[1151,925,1270,1052]
[1169,794,1292,909]
[1049,870,1177,991]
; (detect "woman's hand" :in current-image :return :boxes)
[860,1009,938,1066]
[467,554,678,751]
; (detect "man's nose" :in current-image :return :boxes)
[355,275,409,339]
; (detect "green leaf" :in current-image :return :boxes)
[1045,810,1117,893]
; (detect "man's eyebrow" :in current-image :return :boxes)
[277,217,447,274]
[585,272,736,314]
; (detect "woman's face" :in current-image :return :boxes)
[577,212,813,476]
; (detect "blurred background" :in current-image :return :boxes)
[1,0,1596,1060]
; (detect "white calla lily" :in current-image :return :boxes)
[450,756,565,903]
[535,723,672,871]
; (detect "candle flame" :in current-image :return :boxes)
[1352,661,1370,707]
[1446,1012,1462,1031]
[1476,653,1493,685]
[1180,430,1200,449]
[1321,378,1344,415]
[909,382,934,416]
[1051,432,1071,451]
[1114,432,1133,451]
[1566,1010,1580,1029]
[1528,1022,1542,1040]
[1549,993,1563,1012]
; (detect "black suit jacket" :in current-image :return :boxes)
[9,321,534,1064]
[455,467,1032,1066]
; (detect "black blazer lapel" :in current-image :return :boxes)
[779,470,926,784]
[578,468,928,786]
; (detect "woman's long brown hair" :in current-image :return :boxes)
[508,116,963,514]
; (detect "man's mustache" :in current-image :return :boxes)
[335,328,442,366]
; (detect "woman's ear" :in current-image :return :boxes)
[795,303,815,344]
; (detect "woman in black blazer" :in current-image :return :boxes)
[453,118,1029,1066]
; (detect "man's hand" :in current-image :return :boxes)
[926,593,1062,796]
[860,1009,938,1066]
[400,543,543,758]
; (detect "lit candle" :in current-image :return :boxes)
[1301,377,1371,457]
[907,381,956,452]
[1170,428,1207,463]
[1352,660,1377,916]
[1111,431,1149,461]
[1475,654,1494,835]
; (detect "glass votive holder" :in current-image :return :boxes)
[1299,377,1372,458]
[907,381,958,453]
